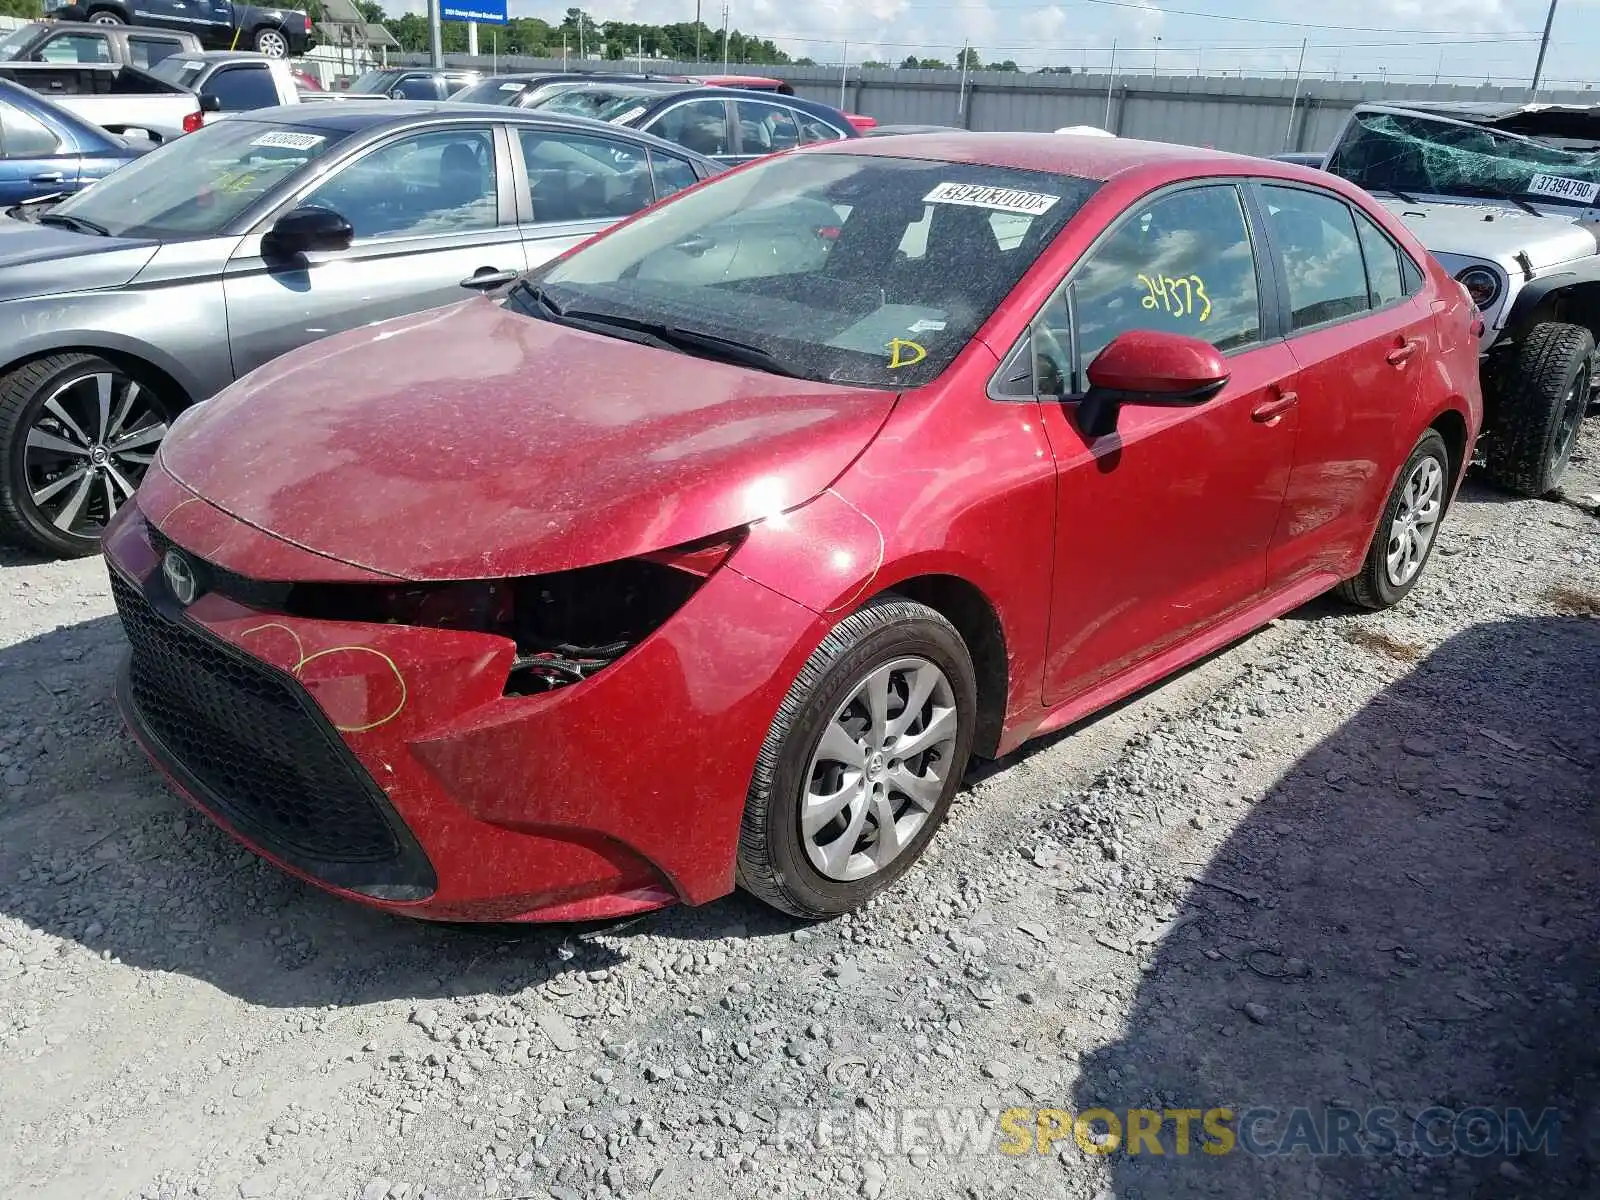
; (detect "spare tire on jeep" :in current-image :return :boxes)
[1483,321,1594,497]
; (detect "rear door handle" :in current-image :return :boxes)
[459,268,519,291]
[1251,391,1298,423]
[29,172,64,184]
[1387,339,1421,366]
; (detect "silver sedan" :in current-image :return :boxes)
[0,101,718,557]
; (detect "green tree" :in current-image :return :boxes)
[0,0,43,13]
[955,46,980,71]
[986,58,1020,72]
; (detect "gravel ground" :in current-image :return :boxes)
[1,427,1597,1200]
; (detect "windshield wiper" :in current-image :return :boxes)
[507,279,564,317]
[567,312,802,378]
[516,292,802,378]
[1373,186,1420,205]
[37,212,111,237]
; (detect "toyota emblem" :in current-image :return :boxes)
[161,549,199,606]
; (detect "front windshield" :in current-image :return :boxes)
[51,118,347,239]
[513,152,1098,388]
[1328,110,1600,206]
[149,56,206,88]
[453,76,534,105]
[0,26,37,61]
[533,85,664,123]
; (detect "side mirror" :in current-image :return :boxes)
[262,206,354,258]
[1075,330,1230,439]
[198,92,221,113]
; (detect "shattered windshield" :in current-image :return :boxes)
[1328,110,1600,206]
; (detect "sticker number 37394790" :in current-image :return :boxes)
[1526,173,1600,204]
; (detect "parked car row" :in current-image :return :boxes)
[81,131,1483,925]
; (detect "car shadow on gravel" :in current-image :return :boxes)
[1072,614,1600,1200]
[0,612,805,1010]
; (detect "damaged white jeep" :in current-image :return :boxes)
[1325,102,1600,495]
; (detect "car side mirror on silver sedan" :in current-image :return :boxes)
[262,206,355,259]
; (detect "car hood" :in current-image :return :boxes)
[156,298,900,581]
[0,215,159,302]
[1375,198,1600,271]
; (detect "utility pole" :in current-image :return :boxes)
[957,39,969,119]
[839,41,848,110]
[1104,39,1117,128]
[720,2,729,72]
[427,0,442,67]
[1282,37,1307,152]
[695,0,701,63]
[1530,0,1559,99]
[467,21,477,57]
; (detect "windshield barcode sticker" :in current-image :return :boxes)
[923,182,1060,215]
[251,131,327,151]
[1526,173,1599,204]
[499,82,524,91]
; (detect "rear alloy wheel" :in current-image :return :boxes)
[1338,429,1450,610]
[737,597,977,918]
[1483,321,1594,497]
[87,8,127,23]
[0,355,171,558]
[254,28,289,57]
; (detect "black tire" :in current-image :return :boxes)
[86,7,127,23]
[0,354,175,559]
[1338,429,1451,611]
[737,596,977,919]
[253,27,289,56]
[1483,321,1593,497]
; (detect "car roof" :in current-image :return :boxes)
[825,130,1262,182]
[223,100,721,161]
[1352,100,1600,141]
[169,50,275,61]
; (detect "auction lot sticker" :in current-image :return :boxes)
[924,182,1061,215]
[251,131,327,152]
[1526,173,1600,204]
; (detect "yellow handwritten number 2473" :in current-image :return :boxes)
[1138,274,1212,322]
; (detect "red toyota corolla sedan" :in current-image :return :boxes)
[102,134,1482,923]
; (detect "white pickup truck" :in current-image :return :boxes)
[0,60,203,137]
[0,51,357,138]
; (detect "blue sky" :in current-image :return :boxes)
[408,0,1599,90]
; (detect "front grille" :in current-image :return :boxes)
[110,566,435,898]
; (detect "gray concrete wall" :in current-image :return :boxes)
[409,53,1596,157]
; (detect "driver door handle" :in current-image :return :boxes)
[1251,391,1298,423]
[29,172,64,183]
[1387,338,1421,366]
[459,268,519,291]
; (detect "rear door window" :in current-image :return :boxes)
[733,99,799,154]
[518,128,654,222]
[127,36,185,69]
[645,99,731,157]
[1261,185,1372,331]
[648,149,699,200]
[1353,208,1406,308]
[205,65,281,111]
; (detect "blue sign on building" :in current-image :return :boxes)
[441,0,508,24]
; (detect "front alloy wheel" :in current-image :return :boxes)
[802,656,960,882]
[0,355,171,558]
[738,596,977,918]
